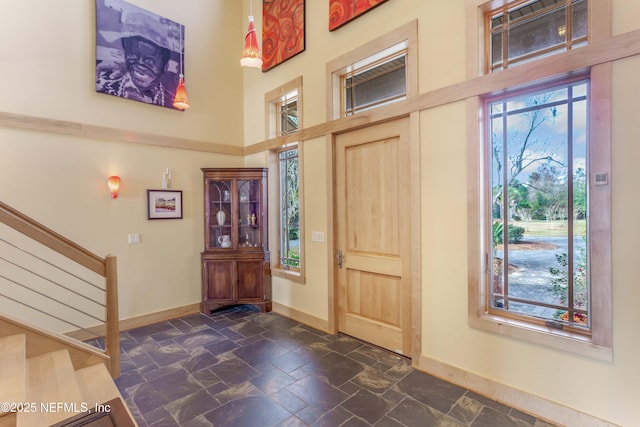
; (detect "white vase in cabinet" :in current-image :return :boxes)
[216,210,226,225]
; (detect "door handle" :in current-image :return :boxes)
[337,249,343,269]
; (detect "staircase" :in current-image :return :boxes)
[1,202,132,426]
[0,332,135,427]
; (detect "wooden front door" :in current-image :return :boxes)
[335,118,412,356]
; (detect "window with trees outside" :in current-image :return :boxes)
[266,78,304,282]
[278,146,300,271]
[487,78,590,332]
[468,0,612,358]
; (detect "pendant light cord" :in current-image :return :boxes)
[178,23,184,78]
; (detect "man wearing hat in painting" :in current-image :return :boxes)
[96,0,182,109]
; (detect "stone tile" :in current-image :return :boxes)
[114,369,145,391]
[172,328,227,351]
[180,349,219,372]
[340,389,392,424]
[126,337,161,358]
[287,375,349,411]
[209,357,261,385]
[229,320,267,337]
[387,397,467,427]
[270,388,308,414]
[233,338,290,367]
[465,390,513,414]
[203,338,238,356]
[116,307,556,427]
[272,348,315,373]
[472,406,533,427]
[251,367,297,394]
[204,395,291,427]
[141,362,184,382]
[351,366,398,394]
[130,353,157,371]
[180,314,218,328]
[326,335,364,355]
[310,406,353,427]
[147,343,191,367]
[131,368,203,415]
[342,416,372,427]
[142,406,173,425]
[450,395,484,424]
[212,381,262,405]
[395,370,466,414]
[128,322,176,340]
[181,415,212,427]
[296,405,327,425]
[279,415,308,427]
[510,407,538,425]
[339,380,363,396]
[164,389,220,424]
[305,351,365,387]
[189,368,221,388]
[374,416,406,427]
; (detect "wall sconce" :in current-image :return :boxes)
[107,176,121,199]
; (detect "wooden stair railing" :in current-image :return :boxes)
[0,201,120,378]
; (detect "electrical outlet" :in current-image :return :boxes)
[311,231,325,242]
[128,233,140,244]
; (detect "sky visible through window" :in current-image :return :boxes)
[488,80,589,327]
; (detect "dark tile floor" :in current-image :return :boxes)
[109,305,558,427]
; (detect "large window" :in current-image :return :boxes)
[486,79,590,333]
[468,0,611,359]
[487,0,587,73]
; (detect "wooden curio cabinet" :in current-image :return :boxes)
[201,168,271,313]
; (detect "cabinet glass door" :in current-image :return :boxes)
[209,180,232,248]
[237,179,262,248]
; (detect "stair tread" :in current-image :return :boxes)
[75,364,124,407]
[0,335,26,415]
[18,350,85,427]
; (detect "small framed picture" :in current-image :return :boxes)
[147,190,183,220]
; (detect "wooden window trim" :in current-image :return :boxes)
[326,20,418,121]
[466,0,612,361]
[265,76,303,140]
[266,78,305,284]
[272,143,305,284]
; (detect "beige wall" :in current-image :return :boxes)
[0,0,245,321]
[242,1,640,426]
[2,0,640,425]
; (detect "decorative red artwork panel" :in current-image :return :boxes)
[262,0,305,72]
[329,0,390,31]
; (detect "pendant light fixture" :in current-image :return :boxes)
[240,0,262,68]
[173,21,190,110]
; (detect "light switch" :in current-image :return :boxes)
[311,231,325,242]
[128,233,140,244]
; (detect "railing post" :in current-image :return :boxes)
[105,255,120,378]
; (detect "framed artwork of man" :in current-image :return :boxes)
[95,0,184,110]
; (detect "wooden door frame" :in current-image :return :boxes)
[327,113,422,363]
